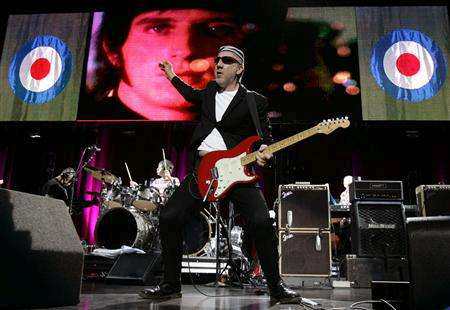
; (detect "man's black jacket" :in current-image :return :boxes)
[171,77,272,171]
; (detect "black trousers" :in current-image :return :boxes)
[159,173,281,287]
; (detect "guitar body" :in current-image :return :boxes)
[197,135,261,202]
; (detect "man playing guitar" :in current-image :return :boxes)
[139,46,300,303]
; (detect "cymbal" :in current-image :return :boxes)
[84,165,102,173]
[84,166,118,184]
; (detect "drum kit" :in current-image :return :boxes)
[84,165,214,255]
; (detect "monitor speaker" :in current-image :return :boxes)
[0,189,84,308]
[106,252,162,285]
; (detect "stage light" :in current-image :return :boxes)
[283,82,297,93]
[272,63,284,72]
[337,46,351,57]
[345,85,360,95]
[343,79,357,87]
[189,59,210,73]
[332,71,351,84]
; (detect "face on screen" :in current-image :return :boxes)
[107,9,244,121]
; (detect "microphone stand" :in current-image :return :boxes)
[68,146,97,214]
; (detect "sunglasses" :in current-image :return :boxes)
[214,56,240,65]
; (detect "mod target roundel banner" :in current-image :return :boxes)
[370,29,447,102]
[8,35,72,105]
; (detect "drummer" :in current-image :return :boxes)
[151,160,180,197]
[130,160,180,198]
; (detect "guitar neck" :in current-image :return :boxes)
[241,126,319,166]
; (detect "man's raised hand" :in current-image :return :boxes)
[159,60,176,80]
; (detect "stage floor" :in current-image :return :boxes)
[48,282,372,309]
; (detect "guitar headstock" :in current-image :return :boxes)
[316,117,350,135]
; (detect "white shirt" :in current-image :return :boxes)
[151,177,180,196]
[340,188,350,205]
[198,89,238,152]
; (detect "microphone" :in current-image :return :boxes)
[88,145,101,152]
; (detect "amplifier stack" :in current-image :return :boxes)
[278,183,331,277]
[347,180,408,288]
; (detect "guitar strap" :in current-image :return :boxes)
[246,91,263,138]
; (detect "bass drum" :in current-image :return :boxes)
[183,211,212,256]
[95,207,156,251]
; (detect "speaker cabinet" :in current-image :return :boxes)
[351,201,406,257]
[346,255,409,288]
[106,252,162,285]
[407,216,450,310]
[278,184,330,230]
[279,231,331,276]
[416,185,450,216]
[0,189,84,308]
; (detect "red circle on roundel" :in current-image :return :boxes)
[30,58,51,80]
[396,53,420,77]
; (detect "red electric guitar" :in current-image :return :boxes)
[197,117,350,202]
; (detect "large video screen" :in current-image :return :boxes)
[78,6,362,122]
[0,4,448,122]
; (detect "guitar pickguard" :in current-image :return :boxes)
[213,153,255,198]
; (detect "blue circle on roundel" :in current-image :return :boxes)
[370,29,447,103]
[8,35,72,105]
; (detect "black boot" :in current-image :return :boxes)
[139,282,182,300]
[268,280,301,304]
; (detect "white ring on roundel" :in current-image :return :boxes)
[18,46,63,92]
[383,41,434,90]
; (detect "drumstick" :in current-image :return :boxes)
[124,162,133,183]
[162,149,167,171]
